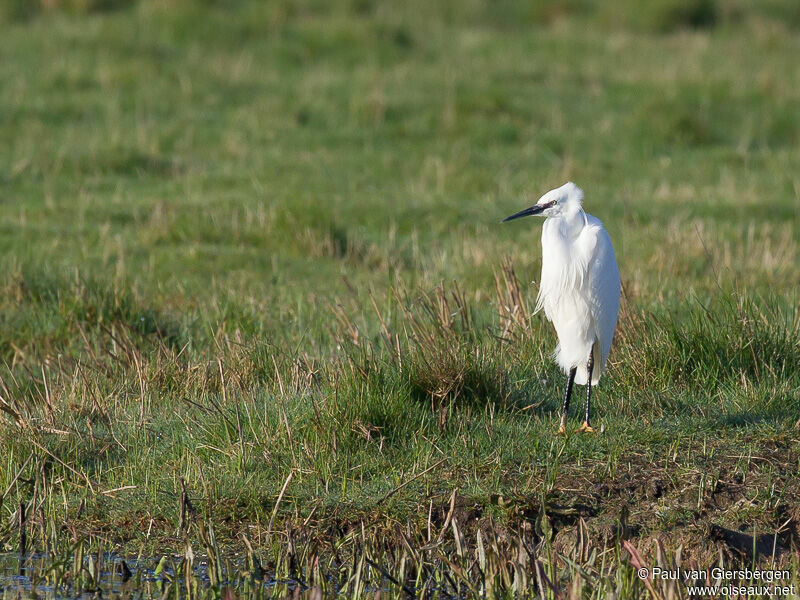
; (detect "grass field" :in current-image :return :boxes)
[1,0,800,597]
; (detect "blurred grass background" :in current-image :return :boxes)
[0,0,799,568]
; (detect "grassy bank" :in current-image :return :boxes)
[1,0,800,596]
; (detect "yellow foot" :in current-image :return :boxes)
[557,424,567,436]
[575,422,597,434]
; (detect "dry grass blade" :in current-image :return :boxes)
[376,457,447,505]
[623,540,662,600]
[28,437,95,493]
[267,470,294,538]
[534,559,563,600]
[0,396,21,423]
[329,301,361,347]
[0,454,32,515]
[369,291,401,365]
[494,256,530,340]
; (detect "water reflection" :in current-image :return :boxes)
[0,554,344,600]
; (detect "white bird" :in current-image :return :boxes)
[503,182,620,434]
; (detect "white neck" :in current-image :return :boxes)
[550,201,586,238]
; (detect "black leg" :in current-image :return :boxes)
[583,348,594,427]
[558,366,577,434]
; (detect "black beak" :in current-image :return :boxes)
[502,203,548,222]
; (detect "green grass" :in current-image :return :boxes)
[1,0,800,596]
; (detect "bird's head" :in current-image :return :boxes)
[502,182,583,222]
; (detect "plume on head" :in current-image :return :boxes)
[544,181,583,207]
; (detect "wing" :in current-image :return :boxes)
[584,222,621,374]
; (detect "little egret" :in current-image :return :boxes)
[503,182,620,434]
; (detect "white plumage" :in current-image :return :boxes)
[536,184,620,384]
[503,182,620,432]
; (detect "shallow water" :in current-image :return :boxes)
[0,553,164,600]
[0,553,360,600]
